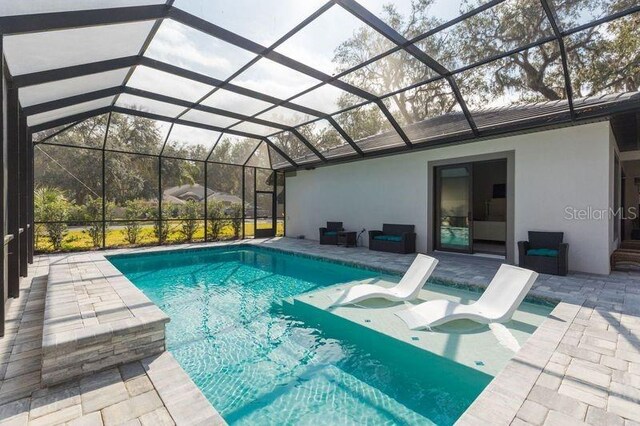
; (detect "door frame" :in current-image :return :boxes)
[427,151,515,263]
[253,169,278,239]
[434,162,474,254]
[254,190,276,238]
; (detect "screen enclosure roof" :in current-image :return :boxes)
[1,0,638,170]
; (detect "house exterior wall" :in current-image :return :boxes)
[285,121,614,275]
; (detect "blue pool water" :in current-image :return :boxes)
[109,246,491,425]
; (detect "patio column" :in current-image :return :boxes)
[19,109,28,277]
[0,39,6,336]
[6,84,20,298]
[27,130,34,264]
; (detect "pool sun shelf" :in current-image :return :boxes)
[286,278,554,377]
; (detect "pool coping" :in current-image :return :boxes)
[54,238,639,425]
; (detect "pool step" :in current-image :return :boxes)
[282,296,295,308]
[269,297,296,316]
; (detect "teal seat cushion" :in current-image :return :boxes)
[324,231,337,236]
[527,248,558,257]
[373,235,402,242]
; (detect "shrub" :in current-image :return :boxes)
[180,200,201,242]
[228,203,243,239]
[122,200,149,245]
[151,204,172,243]
[207,200,228,241]
[82,196,104,248]
[34,187,70,251]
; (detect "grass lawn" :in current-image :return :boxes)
[35,221,284,253]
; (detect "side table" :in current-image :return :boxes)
[337,231,357,247]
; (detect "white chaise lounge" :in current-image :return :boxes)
[331,254,438,306]
[395,264,538,330]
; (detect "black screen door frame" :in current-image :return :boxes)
[253,171,277,238]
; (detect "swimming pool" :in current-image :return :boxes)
[109,246,545,425]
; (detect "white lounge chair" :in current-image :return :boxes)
[395,264,538,330]
[331,254,438,306]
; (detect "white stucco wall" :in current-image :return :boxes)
[286,121,614,275]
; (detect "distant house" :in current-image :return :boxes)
[163,184,242,206]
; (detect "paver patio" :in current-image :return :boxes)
[0,237,639,425]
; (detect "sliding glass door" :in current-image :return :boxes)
[435,164,473,253]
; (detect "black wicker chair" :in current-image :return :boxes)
[369,224,416,254]
[518,231,569,276]
[319,222,343,245]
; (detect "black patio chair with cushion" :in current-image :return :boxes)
[518,231,569,276]
[319,222,343,245]
[369,224,416,254]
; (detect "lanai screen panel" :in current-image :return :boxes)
[274,4,395,76]
[417,0,555,71]
[180,110,242,129]
[0,0,166,16]
[105,113,172,155]
[255,106,317,128]
[28,97,115,127]
[173,0,327,46]
[2,0,637,171]
[566,13,639,100]
[383,81,472,144]
[209,134,262,165]
[163,124,220,160]
[268,131,319,165]
[4,21,155,76]
[116,94,186,119]
[297,119,355,159]
[19,69,129,108]
[339,49,437,97]
[333,102,402,153]
[289,84,365,115]
[37,114,110,149]
[144,19,257,81]
[126,66,214,104]
[230,58,322,100]
[456,41,569,130]
[201,89,275,117]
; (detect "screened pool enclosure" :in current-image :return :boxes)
[0,0,637,258]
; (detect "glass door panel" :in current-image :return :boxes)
[436,165,472,253]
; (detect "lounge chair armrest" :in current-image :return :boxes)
[402,232,416,242]
[319,227,327,235]
[369,230,383,238]
[517,241,529,266]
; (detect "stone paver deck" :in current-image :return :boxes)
[2,237,639,425]
[0,256,223,426]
